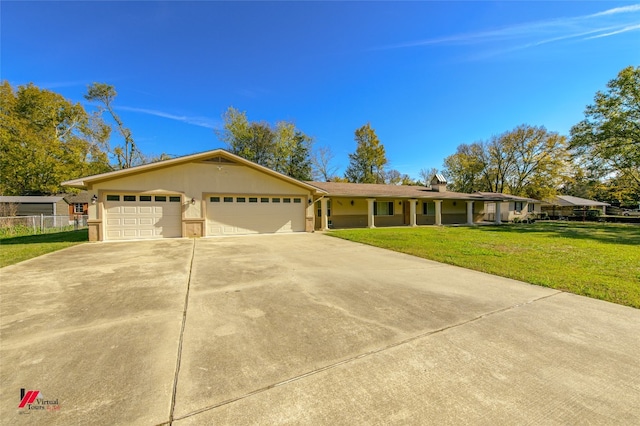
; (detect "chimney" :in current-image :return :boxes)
[430,174,447,192]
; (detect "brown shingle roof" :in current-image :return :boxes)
[306,181,492,200]
[475,192,540,203]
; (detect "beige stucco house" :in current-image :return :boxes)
[62,149,523,242]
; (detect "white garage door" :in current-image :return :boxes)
[104,194,182,240]
[206,195,305,236]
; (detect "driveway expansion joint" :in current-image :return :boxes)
[172,290,564,422]
[169,238,196,424]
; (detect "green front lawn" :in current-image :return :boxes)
[0,230,88,268]
[330,223,640,309]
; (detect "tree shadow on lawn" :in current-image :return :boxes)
[468,222,640,246]
[0,229,88,245]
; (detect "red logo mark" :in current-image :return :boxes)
[19,389,40,408]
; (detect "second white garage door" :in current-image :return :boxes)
[104,194,182,240]
[206,195,305,236]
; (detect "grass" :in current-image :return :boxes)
[329,223,640,309]
[0,229,88,268]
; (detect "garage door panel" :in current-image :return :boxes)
[105,196,182,240]
[206,195,304,236]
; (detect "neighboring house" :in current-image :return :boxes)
[475,192,542,222]
[0,196,67,217]
[62,149,519,242]
[542,195,610,218]
[63,192,91,219]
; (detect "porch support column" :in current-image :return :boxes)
[320,197,329,231]
[366,198,376,228]
[434,200,443,226]
[495,201,502,224]
[409,199,417,227]
[466,201,474,225]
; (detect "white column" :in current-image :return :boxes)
[495,201,502,224]
[320,198,329,231]
[409,199,417,227]
[466,201,474,225]
[434,200,442,226]
[366,198,376,228]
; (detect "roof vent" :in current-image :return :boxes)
[430,174,447,192]
[202,156,235,164]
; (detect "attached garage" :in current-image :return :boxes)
[62,149,325,242]
[206,195,306,236]
[104,194,183,240]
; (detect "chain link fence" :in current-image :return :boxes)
[0,215,88,237]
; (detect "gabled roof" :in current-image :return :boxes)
[62,149,326,194]
[307,181,494,201]
[0,196,65,203]
[545,195,610,207]
[431,174,447,184]
[63,192,92,204]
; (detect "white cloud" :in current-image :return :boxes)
[116,106,219,129]
[373,4,640,55]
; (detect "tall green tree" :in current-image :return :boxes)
[443,125,568,199]
[0,81,110,195]
[570,66,640,193]
[442,143,485,192]
[85,82,139,169]
[217,106,313,179]
[344,123,387,183]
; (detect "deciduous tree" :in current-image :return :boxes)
[0,81,110,195]
[217,106,313,180]
[311,145,339,181]
[443,125,568,198]
[570,66,640,193]
[85,82,140,169]
[344,123,387,184]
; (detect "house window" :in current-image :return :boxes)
[123,195,136,202]
[73,203,84,213]
[283,198,291,203]
[374,201,394,216]
[422,202,435,215]
[249,197,258,203]
[528,203,534,212]
[237,197,246,203]
[155,196,167,202]
[317,200,331,217]
[210,197,220,202]
[169,196,181,202]
[272,198,280,203]
[106,195,120,201]
[140,196,152,202]
[223,197,233,203]
[261,198,269,203]
[294,198,301,203]
[514,201,524,212]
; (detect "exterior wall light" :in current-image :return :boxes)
[91,195,98,204]
[191,198,196,205]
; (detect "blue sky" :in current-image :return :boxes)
[2,1,639,179]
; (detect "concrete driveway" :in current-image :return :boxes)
[1,233,639,425]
